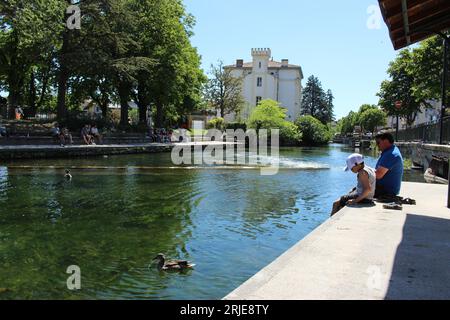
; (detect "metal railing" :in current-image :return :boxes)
[394,117,450,144]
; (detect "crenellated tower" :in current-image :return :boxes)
[251,48,271,72]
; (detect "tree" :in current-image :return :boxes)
[377,35,448,127]
[247,99,301,145]
[409,35,449,104]
[377,50,427,127]
[339,111,358,135]
[131,0,205,128]
[295,115,331,145]
[359,108,387,134]
[0,0,65,118]
[1,0,205,128]
[204,60,244,119]
[300,75,334,124]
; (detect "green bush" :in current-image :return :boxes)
[206,117,225,131]
[225,122,247,131]
[295,115,332,145]
[248,99,301,145]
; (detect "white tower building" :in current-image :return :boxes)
[224,48,303,122]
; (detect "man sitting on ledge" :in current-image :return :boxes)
[374,132,404,198]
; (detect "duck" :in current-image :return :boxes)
[64,169,72,181]
[152,253,195,271]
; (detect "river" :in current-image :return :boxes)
[0,144,423,299]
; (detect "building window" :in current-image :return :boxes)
[256,96,262,105]
[259,62,262,68]
[257,77,262,87]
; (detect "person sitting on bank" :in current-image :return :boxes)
[51,123,64,146]
[90,124,102,144]
[374,132,404,198]
[81,124,93,145]
[331,154,376,216]
[61,127,73,145]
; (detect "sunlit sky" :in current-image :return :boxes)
[184,0,401,119]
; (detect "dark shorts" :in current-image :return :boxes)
[374,183,396,198]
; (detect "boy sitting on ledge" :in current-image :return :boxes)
[331,154,376,216]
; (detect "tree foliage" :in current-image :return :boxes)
[295,115,331,145]
[359,108,386,134]
[377,35,448,127]
[204,60,244,118]
[0,0,206,129]
[338,104,387,135]
[300,75,334,124]
[247,99,301,145]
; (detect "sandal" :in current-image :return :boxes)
[383,202,403,211]
[401,198,416,205]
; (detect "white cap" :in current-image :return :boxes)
[344,153,364,171]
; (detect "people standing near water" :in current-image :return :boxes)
[331,154,376,216]
[374,132,403,198]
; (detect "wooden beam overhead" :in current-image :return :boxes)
[378,0,450,50]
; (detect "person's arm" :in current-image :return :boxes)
[348,171,371,204]
[375,166,389,180]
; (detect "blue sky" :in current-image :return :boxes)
[184,0,400,119]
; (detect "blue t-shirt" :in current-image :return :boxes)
[376,145,403,195]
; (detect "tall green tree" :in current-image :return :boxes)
[300,75,334,124]
[339,111,358,135]
[0,0,65,118]
[377,50,427,126]
[359,108,387,134]
[409,35,449,104]
[129,0,205,128]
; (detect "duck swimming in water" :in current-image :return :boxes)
[152,253,195,271]
[64,169,72,181]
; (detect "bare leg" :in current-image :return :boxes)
[331,199,342,216]
[59,135,65,146]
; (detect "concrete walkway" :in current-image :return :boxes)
[225,182,450,300]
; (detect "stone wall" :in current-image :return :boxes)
[396,142,450,169]
[0,144,173,160]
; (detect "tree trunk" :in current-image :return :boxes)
[137,82,150,125]
[101,102,108,119]
[57,32,70,121]
[7,78,21,119]
[26,70,37,118]
[118,81,131,128]
[155,102,164,128]
[34,60,52,117]
[138,102,147,125]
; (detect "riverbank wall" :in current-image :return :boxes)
[396,142,450,170]
[0,142,237,160]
